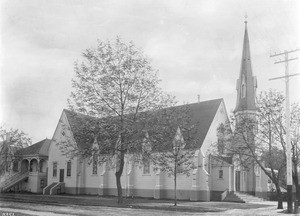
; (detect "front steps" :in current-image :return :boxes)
[224,192,265,203]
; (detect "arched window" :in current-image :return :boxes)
[241,75,246,98]
[242,84,246,97]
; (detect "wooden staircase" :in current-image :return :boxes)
[0,171,29,192]
[43,182,57,195]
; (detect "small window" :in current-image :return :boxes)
[143,158,150,174]
[40,179,45,188]
[219,170,223,179]
[92,155,97,175]
[53,162,57,177]
[67,161,71,176]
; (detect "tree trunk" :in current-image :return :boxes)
[293,161,300,204]
[174,175,177,206]
[115,151,125,204]
[275,184,283,209]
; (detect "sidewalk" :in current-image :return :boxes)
[0,193,296,215]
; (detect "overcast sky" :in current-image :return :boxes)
[1,0,299,143]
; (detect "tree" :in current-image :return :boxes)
[65,37,174,204]
[148,105,196,206]
[0,126,31,175]
[219,90,295,209]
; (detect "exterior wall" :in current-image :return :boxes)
[210,161,232,201]
[44,103,238,202]
[246,166,256,195]
[28,173,38,193]
[47,111,79,193]
[256,169,270,199]
[211,165,230,191]
[197,101,229,201]
[16,172,47,193]
[201,101,228,155]
[159,170,192,200]
[132,163,156,198]
[83,160,102,195]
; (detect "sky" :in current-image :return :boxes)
[0,0,299,143]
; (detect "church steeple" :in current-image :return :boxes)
[234,18,258,113]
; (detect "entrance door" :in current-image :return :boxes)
[235,171,240,191]
[59,169,64,182]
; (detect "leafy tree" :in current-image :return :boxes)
[0,126,31,175]
[148,105,196,206]
[65,37,174,204]
[218,90,296,209]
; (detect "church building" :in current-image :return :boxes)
[0,20,271,202]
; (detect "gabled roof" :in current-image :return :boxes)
[16,139,51,156]
[63,98,224,150]
[64,109,100,151]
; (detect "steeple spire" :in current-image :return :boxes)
[234,19,258,113]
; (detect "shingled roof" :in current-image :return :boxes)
[63,98,224,150]
[16,139,51,156]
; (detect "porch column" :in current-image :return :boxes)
[37,159,40,172]
[28,159,31,172]
[228,166,232,191]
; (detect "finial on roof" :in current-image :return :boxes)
[244,13,248,25]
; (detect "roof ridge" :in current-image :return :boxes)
[63,98,224,118]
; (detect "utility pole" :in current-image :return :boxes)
[270,48,300,213]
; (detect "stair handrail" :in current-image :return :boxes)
[221,188,229,201]
[0,172,21,187]
[43,182,57,195]
[1,171,29,188]
[0,172,20,187]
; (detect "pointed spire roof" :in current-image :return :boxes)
[234,19,258,113]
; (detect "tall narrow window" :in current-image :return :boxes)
[67,161,71,176]
[241,84,246,98]
[241,75,246,98]
[219,170,223,179]
[92,155,97,175]
[53,162,57,177]
[143,157,150,174]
